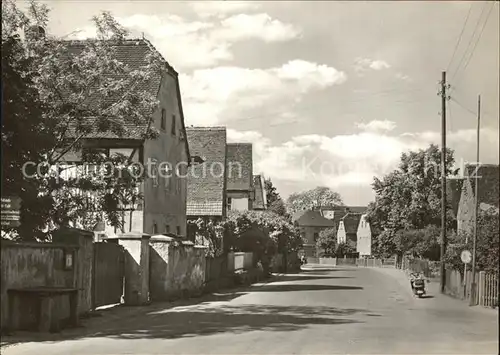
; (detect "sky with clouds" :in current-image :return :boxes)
[36,0,499,205]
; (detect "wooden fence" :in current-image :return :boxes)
[478,271,499,308]
[443,268,498,308]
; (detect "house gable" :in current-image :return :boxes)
[252,175,266,210]
[226,143,253,191]
[457,164,500,237]
[186,127,227,217]
[356,214,372,256]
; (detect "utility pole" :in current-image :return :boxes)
[469,95,481,306]
[439,71,447,294]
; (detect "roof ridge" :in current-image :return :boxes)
[187,126,227,131]
[62,38,149,45]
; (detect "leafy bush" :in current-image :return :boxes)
[316,228,337,256]
[444,210,499,275]
[190,210,304,270]
[335,240,357,258]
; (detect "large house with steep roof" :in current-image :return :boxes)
[457,164,500,237]
[59,38,191,237]
[293,210,336,257]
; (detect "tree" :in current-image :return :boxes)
[445,210,499,275]
[366,144,456,257]
[263,178,289,218]
[268,199,288,217]
[187,218,224,258]
[393,225,441,261]
[286,186,343,215]
[2,0,163,240]
[264,177,281,206]
[316,227,337,256]
[1,13,57,240]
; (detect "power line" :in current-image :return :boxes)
[450,2,492,83]
[221,88,432,127]
[446,3,474,72]
[452,2,495,89]
[450,96,477,117]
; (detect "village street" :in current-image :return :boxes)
[2,265,498,355]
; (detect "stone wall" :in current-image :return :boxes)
[116,236,151,306]
[0,241,77,330]
[52,228,94,315]
[150,237,206,301]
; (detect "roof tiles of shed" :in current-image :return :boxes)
[226,143,253,191]
[186,127,227,216]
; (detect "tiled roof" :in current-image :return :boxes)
[63,39,161,140]
[294,210,336,228]
[341,213,362,234]
[226,143,253,191]
[186,127,227,216]
[346,206,367,214]
[465,164,499,207]
[62,39,190,160]
[253,175,265,210]
[186,201,224,216]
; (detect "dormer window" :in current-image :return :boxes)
[191,155,205,165]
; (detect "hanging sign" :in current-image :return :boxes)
[1,196,21,228]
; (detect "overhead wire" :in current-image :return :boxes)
[221,88,436,128]
[452,2,496,89]
[449,2,493,85]
[446,3,474,72]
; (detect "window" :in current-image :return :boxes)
[227,197,232,210]
[160,163,171,190]
[150,159,159,187]
[152,223,158,234]
[161,109,166,130]
[313,232,319,242]
[176,226,181,235]
[165,225,170,233]
[171,114,176,135]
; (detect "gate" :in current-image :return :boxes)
[92,242,125,308]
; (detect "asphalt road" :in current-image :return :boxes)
[2,265,498,354]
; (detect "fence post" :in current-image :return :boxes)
[478,271,485,306]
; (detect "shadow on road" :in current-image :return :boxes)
[1,303,366,346]
[300,268,357,273]
[273,274,354,282]
[249,284,363,292]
